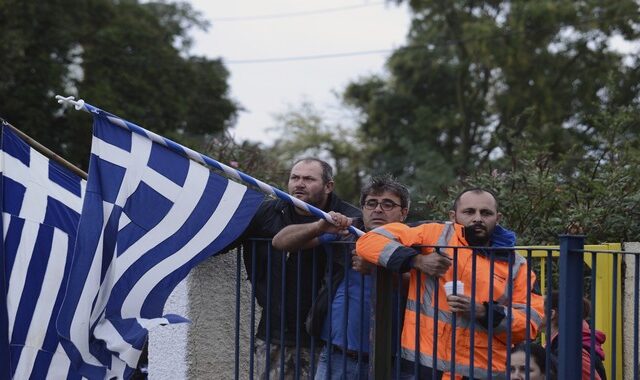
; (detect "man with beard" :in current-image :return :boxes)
[356,188,544,379]
[233,158,361,380]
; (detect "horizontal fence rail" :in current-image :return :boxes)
[229,236,640,380]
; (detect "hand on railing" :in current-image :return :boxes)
[351,251,374,275]
[411,252,452,277]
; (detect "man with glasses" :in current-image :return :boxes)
[273,175,410,379]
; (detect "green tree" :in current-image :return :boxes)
[201,131,290,192]
[268,102,365,204]
[427,107,640,244]
[0,0,236,169]
[344,0,640,193]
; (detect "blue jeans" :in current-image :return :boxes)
[314,345,368,380]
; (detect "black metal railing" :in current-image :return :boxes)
[231,235,639,380]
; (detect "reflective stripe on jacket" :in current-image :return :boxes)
[356,221,544,378]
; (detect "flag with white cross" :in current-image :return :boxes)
[55,113,264,379]
[1,123,86,379]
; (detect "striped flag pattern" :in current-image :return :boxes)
[55,114,263,378]
[1,125,86,379]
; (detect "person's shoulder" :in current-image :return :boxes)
[252,198,281,218]
[404,220,451,235]
[247,198,288,232]
[406,220,441,227]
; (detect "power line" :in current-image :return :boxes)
[211,2,387,22]
[225,48,393,64]
[222,9,637,65]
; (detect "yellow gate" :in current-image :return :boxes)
[516,243,623,380]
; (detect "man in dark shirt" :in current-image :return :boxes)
[236,157,361,379]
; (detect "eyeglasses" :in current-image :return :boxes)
[363,199,402,211]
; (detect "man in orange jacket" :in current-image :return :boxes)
[356,188,544,379]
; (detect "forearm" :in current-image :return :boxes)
[356,223,423,272]
[272,222,322,251]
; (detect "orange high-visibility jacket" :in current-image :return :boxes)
[356,221,544,379]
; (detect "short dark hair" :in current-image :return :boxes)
[292,157,333,184]
[360,174,410,209]
[451,187,499,211]
[512,342,555,377]
[548,291,591,320]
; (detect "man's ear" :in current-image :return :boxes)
[401,208,409,221]
[496,212,503,224]
[448,210,456,222]
[324,180,335,194]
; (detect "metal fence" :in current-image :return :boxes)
[231,235,639,380]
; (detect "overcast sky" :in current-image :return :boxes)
[187,0,411,144]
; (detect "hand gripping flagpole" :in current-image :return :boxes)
[56,95,364,237]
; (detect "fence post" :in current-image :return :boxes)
[370,267,393,379]
[558,234,586,379]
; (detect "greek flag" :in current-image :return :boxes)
[1,124,86,379]
[55,114,263,378]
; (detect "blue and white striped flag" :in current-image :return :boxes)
[56,114,263,378]
[1,124,86,379]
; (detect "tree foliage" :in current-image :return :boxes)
[0,0,236,169]
[344,0,640,193]
[425,107,640,244]
[268,102,366,204]
[202,131,290,193]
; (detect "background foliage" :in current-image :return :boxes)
[1,0,639,244]
[0,0,236,169]
[269,0,640,244]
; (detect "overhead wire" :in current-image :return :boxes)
[210,1,387,22]
[225,49,393,64]
[222,4,639,65]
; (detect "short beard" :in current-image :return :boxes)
[464,224,490,247]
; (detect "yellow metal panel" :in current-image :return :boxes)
[515,244,624,379]
[591,243,623,380]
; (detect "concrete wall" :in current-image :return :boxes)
[149,249,256,380]
[623,242,639,380]
[149,277,189,379]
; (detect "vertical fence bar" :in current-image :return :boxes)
[525,250,532,380]
[450,248,458,378]
[394,273,403,380]
[235,249,242,380]
[558,234,585,380]
[634,254,639,380]
[371,267,393,379]
[611,252,618,380]
[265,244,273,378]
[544,249,553,380]
[310,249,318,377]
[429,273,436,379]
[487,250,495,379]
[327,250,334,378]
[589,253,598,380]
[342,247,349,378]
[279,251,287,380]
[250,244,257,379]
[470,252,477,380]
[359,266,366,379]
[295,251,302,380]
[505,250,514,380]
